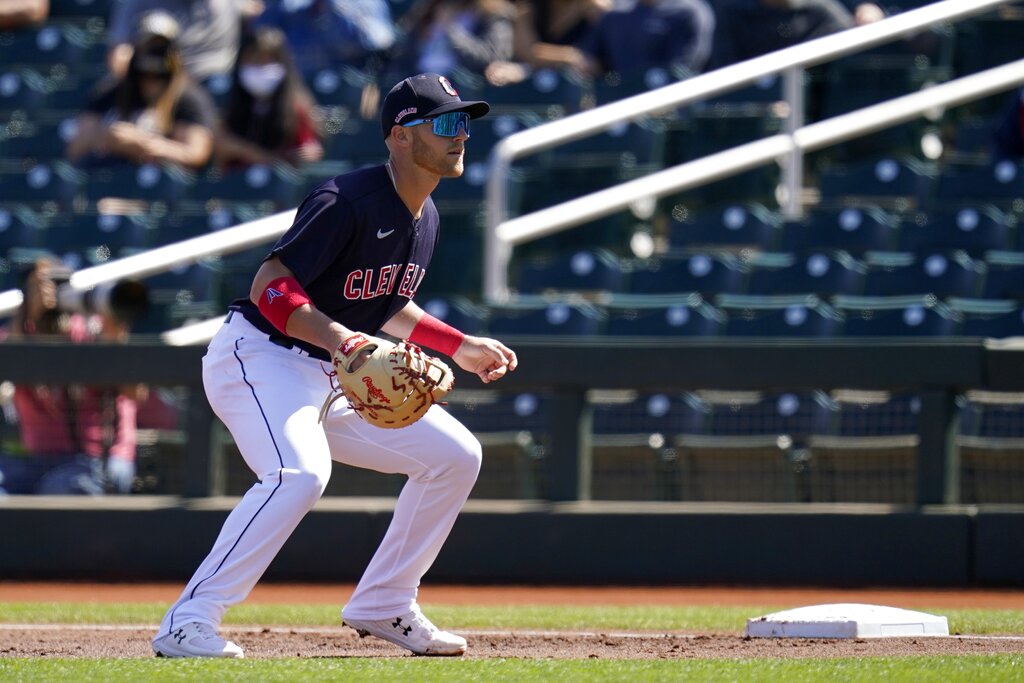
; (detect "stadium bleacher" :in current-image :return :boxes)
[3,0,1024,503]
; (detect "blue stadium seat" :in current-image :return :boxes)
[861,252,981,298]
[45,212,154,253]
[592,392,706,436]
[700,390,831,440]
[717,294,841,337]
[444,391,548,434]
[949,299,1024,338]
[420,296,487,336]
[515,249,625,296]
[835,295,959,336]
[604,298,724,336]
[0,162,81,206]
[1,115,77,162]
[897,207,1012,254]
[818,157,935,207]
[816,390,920,437]
[0,70,47,112]
[629,254,745,296]
[486,301,605,336]
[429,160,487,202]
[0,206,45,250]
[982,252,1024,300]
[482,69,586,114]
[83,163,194,205]
[0,25,86,67]
[746,252,864,297]
[780,207,898,254]
[323,116,389,167]
[190,164,303,209]
[306,66,372,110]
[669,204,779,252]
[934,161,1024,206]
[557,120,666,166]
[960,393,1024,439]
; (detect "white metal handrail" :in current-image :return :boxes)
[484,0,1016,301]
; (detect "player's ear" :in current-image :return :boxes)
[391,125,412,147]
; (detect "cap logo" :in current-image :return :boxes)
[395,107,417,123]
[439,76,458,97]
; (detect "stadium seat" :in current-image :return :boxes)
[482,69,587,115]
[323,116,389,167]
[603,297,724,337]
[486,301,605,336]
[444,391,547,499]
[949,299,1024,338]
[0,69,47,112]
[0,161,81,206]
[674,433,799,502]
[779,206,898,254]
[0,205,45,251]
[190,164,303,209]
[515,249,625,297]
[835,295,959,336]
[420,296,487,336]
[49,0,116,18]
[861,252,981,298]
[629,254,745,297]
[982,252,1024,300]
[83,163,194,205]
[717,294,842,337]
[590,392,704,501]
[556,120,667,166]
[804,389,919,503]
[0,25,86,68]
[957,391,1024,504]
[698,390,831,441]
[45,212,155,253]
[897,207,1012,254]
[1,115,77,162]
[934,161,1024,207]
[306,66,371,110]
[818,157,935,209]
[745,252,864,297]
[668,204,780,252]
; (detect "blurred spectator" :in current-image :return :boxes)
[66,33,216,169]
[214,26,324,168]
[510,0,609,73]
[108,1,244,81]
[710,0,882,69]
[390,0,516,83]
[580,0,715,78]
[0,0,48,29]
[0,259,142,495]
[253,0,396,74]
[993,87,1024,161]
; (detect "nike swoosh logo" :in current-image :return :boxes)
[377,228,395,239]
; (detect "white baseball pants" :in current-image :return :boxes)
[157,314,481,637]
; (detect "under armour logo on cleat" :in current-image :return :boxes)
[172,628,186,644]
[392,617,412,636]
[377,228,395,239]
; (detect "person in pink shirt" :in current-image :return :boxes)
[0,258,140,495]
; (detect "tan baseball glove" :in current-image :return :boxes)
[319,333,456,429]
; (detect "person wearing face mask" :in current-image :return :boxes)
[214,27,324,169]
[66,28,217,169]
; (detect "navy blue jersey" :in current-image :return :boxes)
[231,165,440,359]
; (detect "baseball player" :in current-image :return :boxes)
[152,73,517,658]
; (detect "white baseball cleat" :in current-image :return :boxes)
[343,607,467,656]
[152,622,244,658]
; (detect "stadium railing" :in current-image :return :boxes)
[483,0,1024,301]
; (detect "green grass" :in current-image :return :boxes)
[1,655,1023,683]
[1,602,1023,635]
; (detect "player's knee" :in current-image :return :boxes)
[281,467,329,506]
[448,433,482,483]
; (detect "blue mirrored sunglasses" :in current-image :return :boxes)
[401,111,471,137]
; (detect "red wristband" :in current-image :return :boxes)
[409,313,465,357]
[257,276,311,334]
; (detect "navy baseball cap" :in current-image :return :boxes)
[380,73,489,138]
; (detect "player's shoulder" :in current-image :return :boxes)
[328,165,393,205]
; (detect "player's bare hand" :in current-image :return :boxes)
[453,335,518,383]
